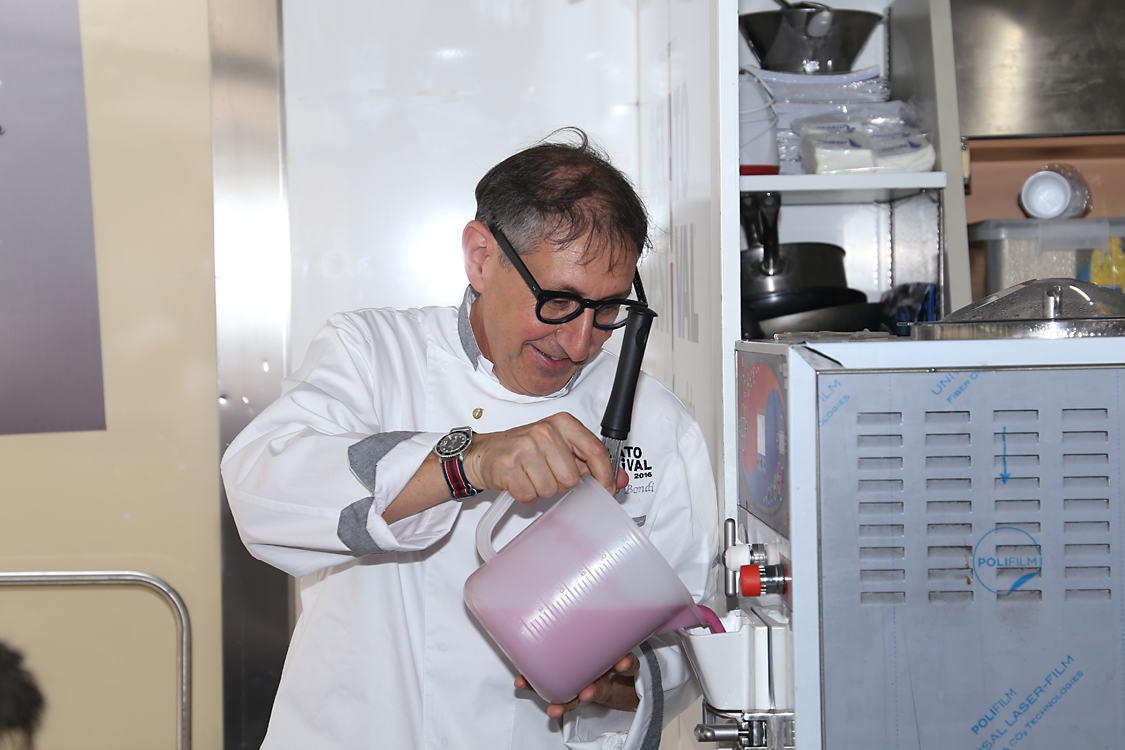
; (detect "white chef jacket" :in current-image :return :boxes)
[221,289,719,750]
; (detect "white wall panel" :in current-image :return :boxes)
[283,0,642,365]
[638,0,673,388]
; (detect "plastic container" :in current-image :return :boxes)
[1019,164,1091,219]
[739,70,779,175]
[463,475,705,704]
[681,611,767,711]
[968,218,1125,295]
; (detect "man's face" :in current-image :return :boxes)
[467,225,638,397]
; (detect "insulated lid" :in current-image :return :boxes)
[911,278,1125,340]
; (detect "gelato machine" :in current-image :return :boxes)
[685,280,1125,749]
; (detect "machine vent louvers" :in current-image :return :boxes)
[855,413,906,604]
[852,404,1115,605]
[924,416,980,604]
[809,365,1124,747]
[1059,407,1113,601]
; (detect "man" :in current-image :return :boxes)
[221,129,718,749]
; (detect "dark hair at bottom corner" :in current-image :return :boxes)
[0,641,45,748]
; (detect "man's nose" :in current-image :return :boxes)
[556,308,596,362]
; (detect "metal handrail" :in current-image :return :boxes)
[0,570,191,750]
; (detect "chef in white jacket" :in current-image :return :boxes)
[221,129,718,750]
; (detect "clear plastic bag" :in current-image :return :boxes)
[739,70,780,173]
[775,99,904,130]
[750,65,891,103]
[791,102,935,175]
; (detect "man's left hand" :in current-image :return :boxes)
[515,653,640,719]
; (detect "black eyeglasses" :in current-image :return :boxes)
[489,224,648,330]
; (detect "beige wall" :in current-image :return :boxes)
[0,0,222,747]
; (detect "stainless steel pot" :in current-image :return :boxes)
[759,300,882,337]
[911,278,1125,340]
[740,192,864,320]
[741,242,850,296]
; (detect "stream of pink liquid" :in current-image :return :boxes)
[696,605,726,634]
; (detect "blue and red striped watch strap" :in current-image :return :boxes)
[441,456,478,499]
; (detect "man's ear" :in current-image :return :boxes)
[463,220,492,292]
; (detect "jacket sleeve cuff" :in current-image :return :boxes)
[340,431,461,553]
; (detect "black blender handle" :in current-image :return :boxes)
[740,193,762,249]
[600,305,658,441]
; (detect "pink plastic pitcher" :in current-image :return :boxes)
[463,475,705,704]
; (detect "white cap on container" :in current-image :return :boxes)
[1020,170,1072,219]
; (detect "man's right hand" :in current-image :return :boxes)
[383,413,626,524]
[463,412,620,503]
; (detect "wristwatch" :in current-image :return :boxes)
[434,426,479,499]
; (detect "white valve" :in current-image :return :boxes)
[724,543,767,572]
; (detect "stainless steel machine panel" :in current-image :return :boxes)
[818,366,1122,749]
[728,338,1125,750]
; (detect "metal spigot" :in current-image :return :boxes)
[695,704,796,749]
[724,519,739,599]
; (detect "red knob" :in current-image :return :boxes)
[739,564,762,597]
[739,563,790,597]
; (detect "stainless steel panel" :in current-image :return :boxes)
[818,366,1125,748]
[209,1,291,747]
[952,0,1125,138]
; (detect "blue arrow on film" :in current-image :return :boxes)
[1000,426,1011,483]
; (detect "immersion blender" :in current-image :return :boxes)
[600,304,658,488]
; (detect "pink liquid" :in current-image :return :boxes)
[698,605,726,634]
[659,604,725,634]
[470,603,686,704]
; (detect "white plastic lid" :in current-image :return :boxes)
[1020,170,1072,219]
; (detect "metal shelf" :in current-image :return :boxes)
[739,171,948,204]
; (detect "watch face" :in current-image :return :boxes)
[436,430,471,458]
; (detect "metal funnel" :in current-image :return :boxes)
[740,8,882,74]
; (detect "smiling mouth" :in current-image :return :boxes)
[532,346,574,368]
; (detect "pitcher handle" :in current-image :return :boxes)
[475,490,516,563]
